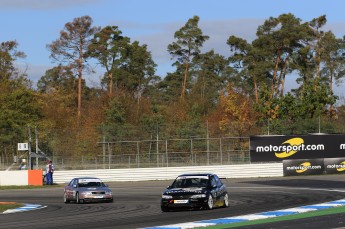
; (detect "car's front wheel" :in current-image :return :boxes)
[161,206,169,212]
[63,192,70,203]
[76,192,84,204]
[206,195,214,210]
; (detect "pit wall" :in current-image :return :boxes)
[0,170,43,186]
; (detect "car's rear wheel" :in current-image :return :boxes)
[76,192,84,204]
[63,192,70,203]
[206,195,214,210]
[222,193,229,208]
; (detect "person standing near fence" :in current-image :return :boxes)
[46,160,54,185]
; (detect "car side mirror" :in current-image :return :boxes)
[73,184,77,188]
[167,185,171,189]
[212,184,217,189]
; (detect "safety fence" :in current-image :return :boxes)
[0,137,250,171]
[52,137,249,170]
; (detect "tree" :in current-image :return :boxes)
[309,15,328,82]
[37,65,76,93]
[227,35,270,103]
[168,15,209,100]
[319,32,345,117]
[254,13,312,97]
[191,50,233,114]
[87,26,130,97]
[219,82,256,136]
[47,15,100,121]
[0,40,26,80]
[0,78,41,147]
[117,41,156,101]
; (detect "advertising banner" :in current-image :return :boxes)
[283,159,324,176]
[250,134,345,162]
[324,157,345,174]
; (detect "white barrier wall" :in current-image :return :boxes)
[0,171,28,186]
[53,163,283,184]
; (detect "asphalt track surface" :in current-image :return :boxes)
[1,175,345,229]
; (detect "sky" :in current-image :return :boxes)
[1,0,345,96]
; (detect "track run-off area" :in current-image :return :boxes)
[1,175,345,229]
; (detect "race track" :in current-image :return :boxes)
[1,175,345,229]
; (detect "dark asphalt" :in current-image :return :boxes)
[1,174,345,229]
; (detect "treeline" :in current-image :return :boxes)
[1,13,345,157]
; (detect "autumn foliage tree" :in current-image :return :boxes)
[218,83,256,136]
[47,15,100,122]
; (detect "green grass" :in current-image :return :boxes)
[197,205,345,228]
[0,203,24,213]
[0,184,63,190]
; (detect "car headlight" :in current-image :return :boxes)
[191,194,207,198]
[162,195,173,199]
[105,191,112,195]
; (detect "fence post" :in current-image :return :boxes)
[165,139,168,167]
[103,136,106,169]
[108,143,111,169]
[220,138,223,165]
[206,121,210,165]
[137,141,140,168]
[190,139,193,166]
[156,128,159,167]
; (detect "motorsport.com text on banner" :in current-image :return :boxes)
[250,134,345,162]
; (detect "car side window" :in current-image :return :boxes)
[210,176,217,188]
[68,179,75,186]
[215,175,222,188]
[72,179,78,187]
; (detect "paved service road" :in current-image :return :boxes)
[1,175,345,229]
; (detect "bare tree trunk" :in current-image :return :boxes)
[180,61,189,100]
[77,43,83,123]
[329,70,335,118]
[315,51,321,91]
[109,72,113,97]
[253,74,258,103]
[272,56,280,98]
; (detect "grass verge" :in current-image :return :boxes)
[0,184,63,190]
[197,205,345,228]
[0,203,24,213]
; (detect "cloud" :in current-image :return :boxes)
[0,0,104,10]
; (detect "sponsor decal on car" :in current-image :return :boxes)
[174,200,189,204]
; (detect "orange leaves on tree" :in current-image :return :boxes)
[218,83,255,136]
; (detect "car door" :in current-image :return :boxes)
[67,179,78,200]
[65,179,74,199]
[209,176,219,204]
[214,175,226,204]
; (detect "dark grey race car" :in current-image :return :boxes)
[63,177,113,204]
[161,173,229,212]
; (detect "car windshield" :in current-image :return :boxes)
[78,179,104,187]
[171,176,209,188]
